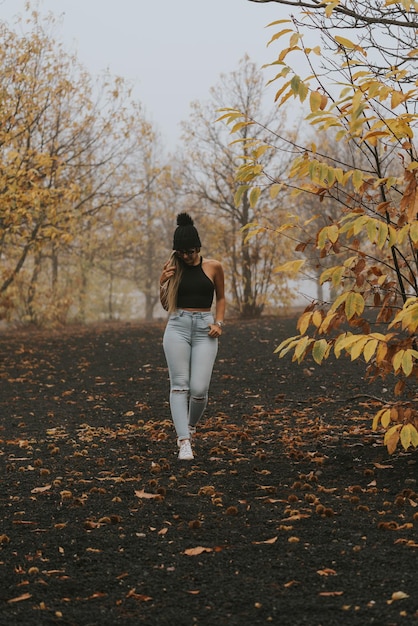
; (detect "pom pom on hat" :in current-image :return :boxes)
[173,212,201,250]
[176,213,194,227]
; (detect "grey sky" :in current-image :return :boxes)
[0,0,287,148]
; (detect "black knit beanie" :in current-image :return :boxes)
[172,213,201,250]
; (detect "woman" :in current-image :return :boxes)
[159,213,225,460]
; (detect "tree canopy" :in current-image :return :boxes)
[221,0,418,452]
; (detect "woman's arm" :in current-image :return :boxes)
[208,260,225,338]
[213,261,225,323]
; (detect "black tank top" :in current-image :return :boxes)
[177,258,215,309]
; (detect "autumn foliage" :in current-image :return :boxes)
[0,11,166,324]
[221,0,418,453]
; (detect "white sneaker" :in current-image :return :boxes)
[177,426,196,447]
[178,439,194,461]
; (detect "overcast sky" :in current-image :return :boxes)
[0,0,288,148]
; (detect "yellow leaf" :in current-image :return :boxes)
[363,339,378,363]
[381,409,391,429]
[294,336,313,362]
[392,350,404,373]
[352,169,364,191]
[289,32,301,47]
[269,183,283,199]
[335,35,359,50]
[376,341,388,365]
[249,186,261,208]
[297,312,312,335]
[384,424,402,455]
[334,333,361,355]
[330,291,349,314]
[310,90,323,112]
[331,266,344,288]
[267,28,294,46]
[312,310,322,328]
[275,336,302,358]
[401,350,415,376]
[410,221,418,243]
[312,339,329,365]
[391,90,407,109]
[410,425,418,448]
[327,224,339,243]
[274,260,305,274]
[372,408,390,430]
[350,336,369,361]
[345,292,364,320]
[400,424,412,451]
[377,221,389,249]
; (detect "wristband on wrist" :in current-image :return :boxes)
[215,321,224,328]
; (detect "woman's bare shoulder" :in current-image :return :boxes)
[203,258,223,269]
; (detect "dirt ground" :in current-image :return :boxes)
[0,316,417,626]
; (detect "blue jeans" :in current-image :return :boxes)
[163,310,218,441]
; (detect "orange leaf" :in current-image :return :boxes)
[284,580,299,588]
[7,593,32,603]
[126,589,152,601]
[184,546,214,556]
[319,591,343,597]
[317,568,337,576]
[252,536,278,545]
[31,484,51,494]
[134,489,160,499]
[389,590,409,602]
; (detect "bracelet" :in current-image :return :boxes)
[215,321,224,328]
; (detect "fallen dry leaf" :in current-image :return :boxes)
[281,513,311,522]
[134,489,161,499]
[390,591,409,601]
[252,536,278,545]
[7,593,32,603]
[126,588,152,601]
[319,591,343,597]
[183,546,214,556]
[31,484,51,494]
[317,568,337,576]
[284,580,299,588]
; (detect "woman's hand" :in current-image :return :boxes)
[208,324,222,338]
[160,259,176,286]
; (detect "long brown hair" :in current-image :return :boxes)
[166,252,184,313]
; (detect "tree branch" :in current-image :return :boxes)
[248,0,418,29]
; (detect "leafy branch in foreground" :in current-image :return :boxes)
[222,1,418,453]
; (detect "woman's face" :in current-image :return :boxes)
[175,248,200,265]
